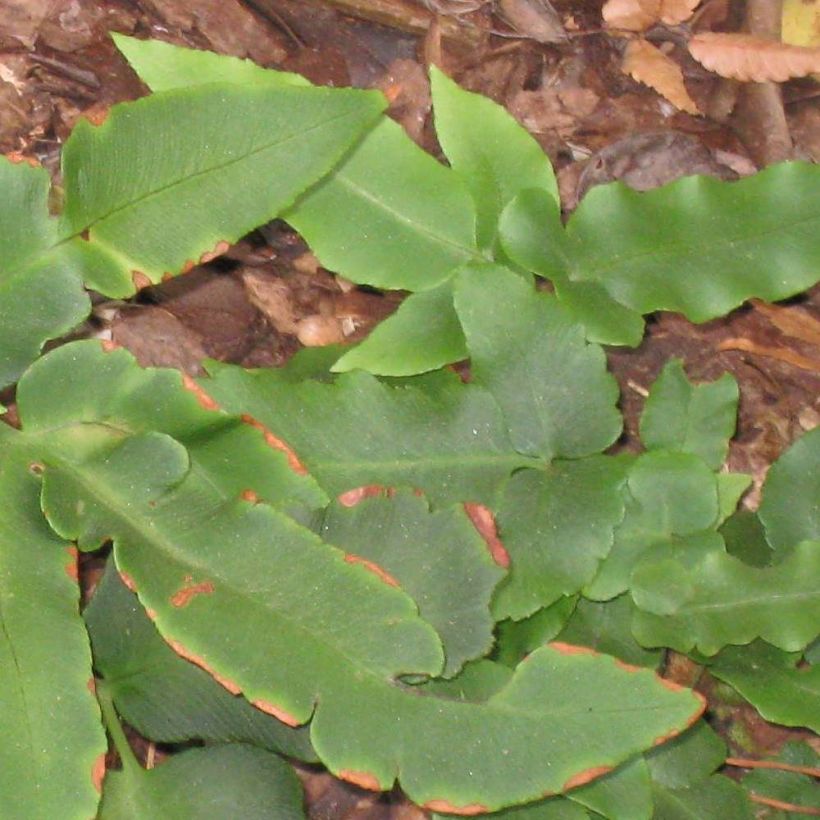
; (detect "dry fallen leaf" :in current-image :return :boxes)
[689,32,820,81]
[602,0,700,31]
[623,38,701,114]
[497,0,567,44]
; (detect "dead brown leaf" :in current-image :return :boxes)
[623,39,700,114]
[497,0,567,44]
[689,32,820,82]
[602,0,699,32]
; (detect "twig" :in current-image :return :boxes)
[748,793,820,816]
[725,757,820,779]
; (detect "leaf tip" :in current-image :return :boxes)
[91,753,106,794]
[338,769,386,792]
[181,374,222,412]
[64,546,79,582]
[548,641,598,657]
[344,553,401,588]
[239,413,309,475]
[5,150,40,167]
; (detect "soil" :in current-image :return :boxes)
[1,1,818,817]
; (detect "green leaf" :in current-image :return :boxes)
[286,117,481,292]
[499,188,644,347]
[18,341,326,514]
[495,597,578,667]
[708,641,820,732]
[640,360,739,470]
[0,157,90,387]
[719,510,773,567]
[99,743,305,819]
[434,796,590,819]
[569,757,652,820]
[715,473,752,527]
[585,452,719,601]
[203,362,533,507]
[113,33,310,91]
[568,162,820,321]
[429,66,558,250]
[631,539,820,655]
[317,489,506,677]
[16,344,702,813]
[85,563,316,758]
[59,84,384,295]
[0,427,105,819]
[650,775,753,819]
[740,742,819,817]
[493,457,629,620]
[332,280,467,376]
[455,264,621,460]
[758,426,820,553]
[556,596,663,669]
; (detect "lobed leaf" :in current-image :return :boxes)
[99,743,305,819]
[569,757,653,819]
[495,597,578,667]
[60,84,385,295]
[85,564,316,758]
[332,280,467,376]
[113,33,309,92]
[455,264,622,460]
[430,66,558,250]
[585,452,719,601]
[758,426,820,553]
[286,117,482,292]
[640,359,739,470]
[316,489,506,678]
[14,342,703,813]
[708,641,820,732]
[493,457,629,620]
[739,742,819,816]
[0,157,90,387]
[203,361,534,508]
[0,426,106,818]
[631,538,820,655]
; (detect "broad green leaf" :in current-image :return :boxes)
[333,280,467,376]
[18,341,326,513]
[430,66,558,249]
[570,757,652,820]
[0,427,105,819]
[493,457,629,620]
[495,597,578,667]
[85,564,316,758]
[645,720,727,788]
[556,596,662,669]
[758,426,820,553]
[317,489,506,677]
[16,345,702,813]
[59,84,384,295]
[203,362,534,507]
[434,796,591,819]
[569,162,820,321]
[715,473,752,526]
[650,775,753,819]
[455,264,621,460]
[640,360,739,470]
[719,510,772,567]
[631,539,820,655]
[99,743,305,819]
[0,157,89,387]
[499,188,644,346]
[113,33,310,91]
[708,641,820,732]
[286,117,482,291]
[740,742,819,817]
[585,452,719,601]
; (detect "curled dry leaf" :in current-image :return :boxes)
[602,0,700,32]
[689,32,820,82]
[497,0,568,44]
[623,39,701,114]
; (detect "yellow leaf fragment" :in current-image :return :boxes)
[689,31,820,81]
[782,0,820,49]
[623,38,701,114]
[603,0,698,31]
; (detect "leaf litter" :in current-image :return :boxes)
[1,0,819,817]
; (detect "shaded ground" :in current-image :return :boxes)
[1,1,818,817]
